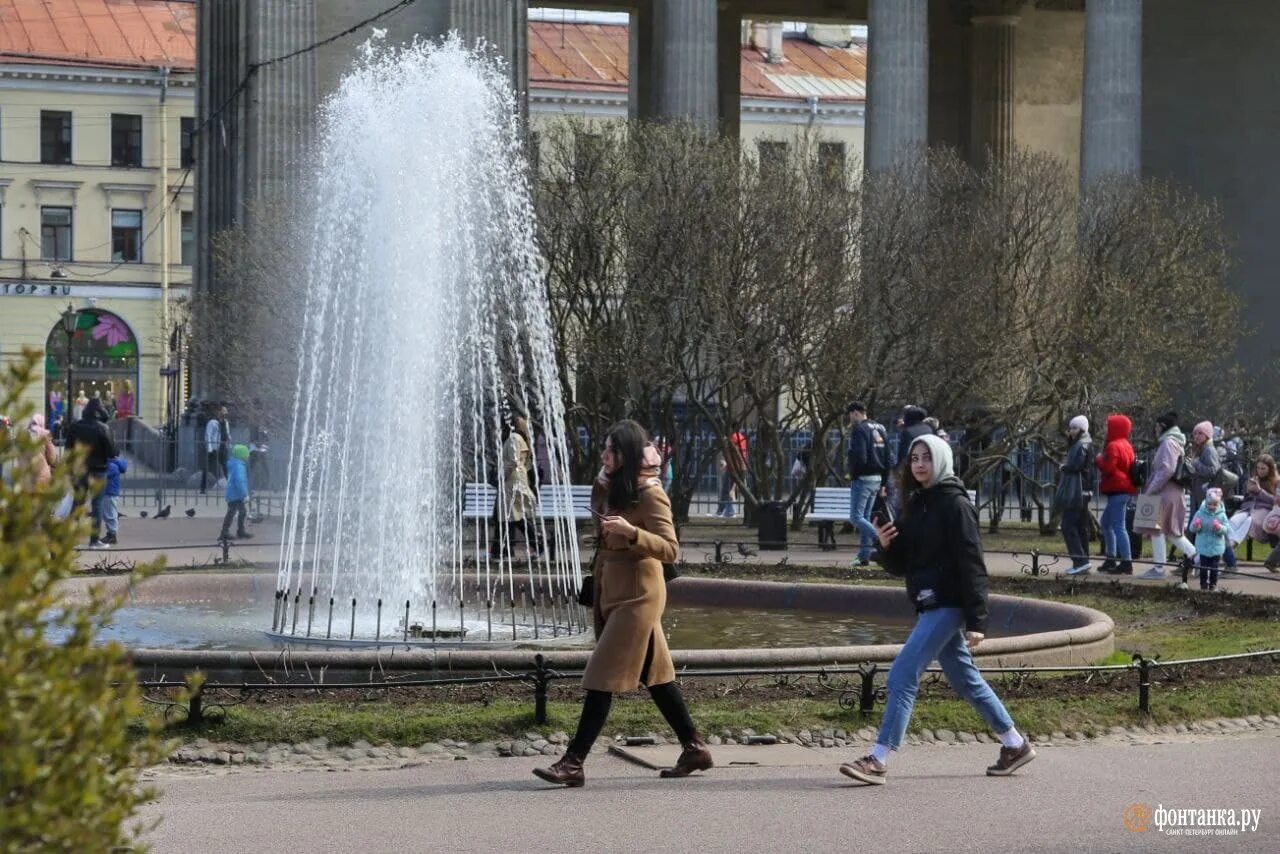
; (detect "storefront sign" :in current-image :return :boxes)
[0,282,72,297]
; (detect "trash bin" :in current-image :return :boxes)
[757,501,788,551]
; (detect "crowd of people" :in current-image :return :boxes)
[1054,410,1280,583]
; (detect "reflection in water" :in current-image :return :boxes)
[663,605,908,649]
[74,601,911,651]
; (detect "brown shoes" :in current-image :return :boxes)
[986,741,1037,776]
[659,736,714,778]
[839,755,888,785]
[532,752,586,787]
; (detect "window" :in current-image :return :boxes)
[757,140,788,175]
[819,142,846,187]
[40,111,73,164]
[111,114,143,167]
[41,207,73,260]
[180,211,194,266]
[573,132,601,183]
[180,117,195,168]
[111,210,143,263]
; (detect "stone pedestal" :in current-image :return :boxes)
[1081,0,1142,186]
[866,0,929,170]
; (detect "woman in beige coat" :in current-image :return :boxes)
[534,420,712,787]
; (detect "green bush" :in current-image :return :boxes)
[1,349,167,851]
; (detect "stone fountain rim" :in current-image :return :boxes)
[63,570,1115,670]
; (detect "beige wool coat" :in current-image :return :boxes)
[581,476,679,693]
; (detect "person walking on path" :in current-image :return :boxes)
[490,416,540,559]
[101,455,127,546]
[1095,414,1137,575]
[202,407,228,492]
[841,434,1035,785]
[66,397,117,549]
[534,420,712,787]
[1189,487,1229,590]
[1133,412,1197,580]
[846,402,891,567]
[889,405,932,514]
[1057,415,1096,575]
[218,444,253,541]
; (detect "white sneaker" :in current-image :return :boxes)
[1139,567,1165,580]
[1065,564,1092,576]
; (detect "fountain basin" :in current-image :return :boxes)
[59,571,1114,677]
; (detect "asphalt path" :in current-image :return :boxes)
[142,733,1280,853]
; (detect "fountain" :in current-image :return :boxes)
[272,36,582,646]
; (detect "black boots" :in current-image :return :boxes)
[532,752,586,787]
[659,734,714,778]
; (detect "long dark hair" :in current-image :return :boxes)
[605,419,648,511]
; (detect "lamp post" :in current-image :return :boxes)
[60,303,77,432]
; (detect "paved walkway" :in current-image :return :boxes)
[141,732,1280,852]
[79,515,1280,599]
[95,515,1279,850]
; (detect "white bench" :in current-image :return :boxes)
[807,487,852,551]
[462,483,593,522]
[537,484,594,522]
[462,483,497,519]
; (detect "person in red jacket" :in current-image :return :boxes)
[1096,414,1138,574]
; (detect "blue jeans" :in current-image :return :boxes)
[89,491,106,540]
[876,608,1015,750]
[1101,494,1132,561]
[849,476,880,560]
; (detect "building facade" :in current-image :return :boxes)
[0,0,196,430]
[528,19,866,164]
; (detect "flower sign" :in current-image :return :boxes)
[90,314,132,348]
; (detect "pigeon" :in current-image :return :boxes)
[139,510,148,519]
[154,505,171,519]
[185,508,196,518]
[737,542,757,558]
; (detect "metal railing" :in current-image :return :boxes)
[137,646,1280,725]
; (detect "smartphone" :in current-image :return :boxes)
[590,508,608,520]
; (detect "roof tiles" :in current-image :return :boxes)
[0,0,196,71]
[529,21,866,102]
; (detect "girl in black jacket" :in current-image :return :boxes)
[840,434,1036,785]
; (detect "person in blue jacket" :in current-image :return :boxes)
[101,455,128,545]
[220,444,254,540]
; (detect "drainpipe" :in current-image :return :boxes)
[158,66,171,426]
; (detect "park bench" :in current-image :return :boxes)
[461,483,593,522]
[806,486,978,551]
[807,487,852,551]
[536,483,594,523]
[461,483,497,520]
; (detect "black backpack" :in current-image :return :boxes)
[1129,456,1147,489]
[1170,452,1195,488]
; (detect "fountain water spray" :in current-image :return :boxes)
[275,36,582,645]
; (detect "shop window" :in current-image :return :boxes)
[111,209,143,263]
[44,309,139,431]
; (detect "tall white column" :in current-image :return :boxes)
[866,0,929,171]
[969,4,1020,168]
[1081,0,1143,186]
[650,0,718,127]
